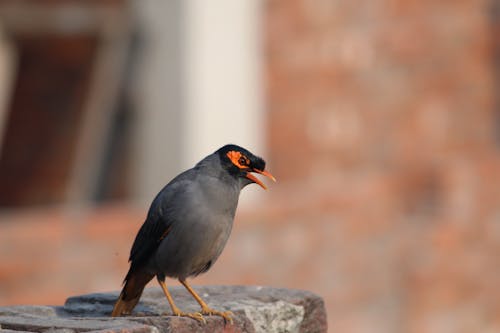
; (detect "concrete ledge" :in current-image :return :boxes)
[0,285,327,333]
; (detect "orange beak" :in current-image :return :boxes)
[246,169,276,190]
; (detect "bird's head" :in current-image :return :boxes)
[216,144,276,190]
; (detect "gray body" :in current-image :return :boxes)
[137,154,247,280]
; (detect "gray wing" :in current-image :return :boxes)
[128,170,194,273]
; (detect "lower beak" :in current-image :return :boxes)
[246,169,276,190]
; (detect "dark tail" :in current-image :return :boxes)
[111,267,154,317]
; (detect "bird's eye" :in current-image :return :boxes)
[238,157,248,166]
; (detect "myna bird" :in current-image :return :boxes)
[111,144,275,323]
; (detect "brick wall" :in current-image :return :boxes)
[264,0,499,332]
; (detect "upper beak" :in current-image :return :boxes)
[246,169,276,190]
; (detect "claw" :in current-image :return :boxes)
[183,311,206,323]
[201,308,234,324]
[164,310,207,323]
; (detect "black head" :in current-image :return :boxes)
[215,144,275,189]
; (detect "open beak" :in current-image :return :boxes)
[246,169,276,190]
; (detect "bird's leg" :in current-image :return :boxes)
[157,277,205,323]
[179,279,234,324]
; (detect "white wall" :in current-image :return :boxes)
[133,0,264,204]
[182,0,264,167]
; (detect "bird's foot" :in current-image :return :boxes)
[201,307,234,324]
[166,309,206,323]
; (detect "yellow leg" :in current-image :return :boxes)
[179,279,233,324]
[157,277,205,322]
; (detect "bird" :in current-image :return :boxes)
[111,144,275,323]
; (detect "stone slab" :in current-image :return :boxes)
[0,286,327,333]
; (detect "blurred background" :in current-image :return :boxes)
[0,0,499,332]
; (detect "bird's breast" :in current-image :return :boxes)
[153,178,240,279]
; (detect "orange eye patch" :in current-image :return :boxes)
[226,151,250,169]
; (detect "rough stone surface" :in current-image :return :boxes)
[0,286,327,333]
